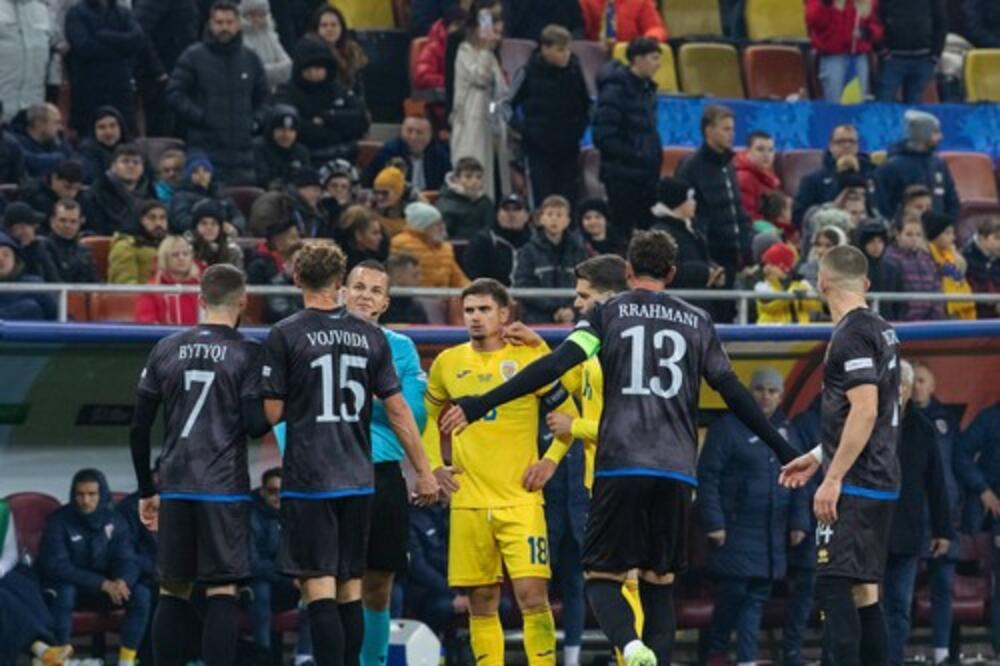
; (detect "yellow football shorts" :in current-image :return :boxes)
[448,504,551,587]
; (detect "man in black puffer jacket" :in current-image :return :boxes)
[274,37,370,166]
[675,105,750,323]
[64,0,146,136]
[592,37,661,235]
[876,0,947,104]
[505,25,591,205]
[167,1,268,186]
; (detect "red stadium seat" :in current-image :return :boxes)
[743,45,809,100]
[134,137,185,165]
[80,236,112,282]
[500,38,537,81]
[940,152,999,204]
[662,146,695,177]
[570,40,609,98]
[356,140,385,172]
[90,294,139,323]
[223,186,266,219]
[775,149,824,197]
[5,492,61,559]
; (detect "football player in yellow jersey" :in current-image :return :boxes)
[423,279,580,666]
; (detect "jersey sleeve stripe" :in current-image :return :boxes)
[567,329,601,358]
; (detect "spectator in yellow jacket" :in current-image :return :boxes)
[754,242,822,324]
[923,211,976,320]
[107,200,167,284]
[389,202,469,288]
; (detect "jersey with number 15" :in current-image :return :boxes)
[262,307,401,498]
[137,324,265,498]
[567,289,736,486]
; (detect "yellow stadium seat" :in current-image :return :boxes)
[662,0,722,38]
[745,0,807,40]
[678,43,745,99]
[612,42,679,93]
[965,49,1000,102]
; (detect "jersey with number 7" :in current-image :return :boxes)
[262,307,401,497]
[567,289,735,485]
[137,324,264,497]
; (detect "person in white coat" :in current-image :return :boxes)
[449,0,510,202]
[0,0,55,115]
[241,0,293,91]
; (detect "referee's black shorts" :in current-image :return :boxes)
[157,498,250,585]
[366,462,410,575]
[816,493,896,583]
[278,494,373,580]
[582,475,692,576]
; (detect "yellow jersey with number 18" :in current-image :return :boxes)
[423,341,578,510]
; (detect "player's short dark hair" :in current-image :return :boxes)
[700,105,734,136]
[627,230,678,280]
[210,0,239,17]
[575,255,627,294]
[461,278,511,308]
[454,156,484,176]
[820,244,868,282]
[112,143,142,161]
[201,263,246,307]
[747,130,772,147]
[293,241,347,291]
[261,467,282,486]
[540,24,572,48]
[625,37,659,62]
[347,259,390,287]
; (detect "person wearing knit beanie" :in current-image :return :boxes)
[755,241,821,323]
[904,110,942,151]
[921,210,953,243]
[404,202,444,235]
[374,167,406,202]
[390,202,470,288]
[761,242,797,275]
[752,231,781,265]
[184,154,214,181]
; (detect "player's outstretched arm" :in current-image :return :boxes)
[814,384,878,524]
[713,373,799,464]
[441,340,588,434]
[384,393,441,505]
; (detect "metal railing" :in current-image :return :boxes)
[1,283,998,325]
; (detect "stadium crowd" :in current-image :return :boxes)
[0,0,999,665]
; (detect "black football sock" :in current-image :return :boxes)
[585,578,639,652]
[639,580,676,664]
[338,599,364,666]
[309,599,345,666]
[152,595,189,666]
[859,601,889,666]
[202,594,240,666]
[816,576,862,666]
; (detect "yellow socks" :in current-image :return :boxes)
[469,613,505,666]
[522,606,557,665]
[118,646,137,666]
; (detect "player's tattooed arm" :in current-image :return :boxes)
[814,384,879,524]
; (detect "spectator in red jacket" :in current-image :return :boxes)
[580,0,667,45]
[806,0,883,102]
[135,234,201,325]
[734,131,782,221]
[414,7,467,91]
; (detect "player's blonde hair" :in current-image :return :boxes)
[293,240,347,291]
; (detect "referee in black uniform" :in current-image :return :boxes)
[781,245,902,666]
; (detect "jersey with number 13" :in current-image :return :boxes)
[262,307,401,497]
[566,289,736,485]
[137,324,264,497]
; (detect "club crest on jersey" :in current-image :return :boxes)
[105,523,115,540]
[935,418,949,435]
[500,360,519,381]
